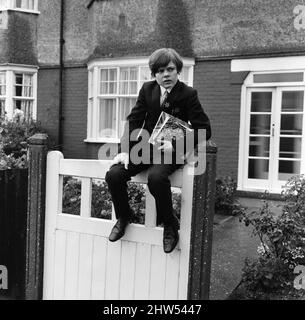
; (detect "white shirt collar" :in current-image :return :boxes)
[160,86,171,96]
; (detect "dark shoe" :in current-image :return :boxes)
[109,218,129,242]
[163,217,179,253]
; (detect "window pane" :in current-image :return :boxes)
[88,70,93,98]
[14,73,33,97]
[109,69,117,81]
[280,114,303,135]
[119,68,129,94]
[118,98,136,138]
[130,81,137,94]
[0,73,5,96]
[15,85,22,96]
[0,72,5,85]
[130,68,137,80]
[279,137,302,159]
[250,114,271,135]
[100,69,117,94]
[23,74,33,86]
[249,136,270,157]
[251,92,272,112]
[108,82,117,94]
[88,98,94,138]
[100,82,108,94]
[14,99,33,121]
[15,73,23,85]
[281,91,304,112]
[0,86,5,96]
[140,66,151,83]
[15,0,22,8]
[179,67,190,84]
[278,161,300,181]
[0,100,5,118]
[98,99,116,138]
[101,69,108,81]
[248,159,269,179]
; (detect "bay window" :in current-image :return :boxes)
[87,57,194,142]
[0,0,38,12]
[0,65,37,121]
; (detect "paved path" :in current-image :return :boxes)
[209,198,284,300]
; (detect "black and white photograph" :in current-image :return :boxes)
[1,0,305,311]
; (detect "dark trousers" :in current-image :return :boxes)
[105,161,182,225]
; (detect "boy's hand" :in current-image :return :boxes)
[112,152,129,169]
[157,140,174,153]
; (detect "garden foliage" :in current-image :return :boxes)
[0,118,45,170]
[215,175,243,215]
[239,175,305,298]
[62,176,181,225]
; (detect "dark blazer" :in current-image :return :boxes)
[120,80,211,154]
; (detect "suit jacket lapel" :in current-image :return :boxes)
[151,81,161,110]
[167,80,182,105]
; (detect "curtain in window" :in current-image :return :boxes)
[0,0,7,9]
[0,73,5,96]
[0,100,5,118]
[13,1,35,10]
[118,98,136,138]
[98,99,116,138]
[119,68,129,94]
[22,74,33,97]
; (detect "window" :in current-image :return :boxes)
[233,56,305,193]
[87,58,194,142]
[0,0,38,12]
[0,72,5,118]
[0,65,37,121]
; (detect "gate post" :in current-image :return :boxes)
[25,133,49,300]
[187,140,217,300]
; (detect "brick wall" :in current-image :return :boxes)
[61,66,89,158]
[194,60,242,179]
[37,68,60,145]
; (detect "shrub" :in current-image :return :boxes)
[215,176,243,216]
[239,175,305,298]
[0,119,45,169]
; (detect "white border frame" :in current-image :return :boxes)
[86,57,195,143]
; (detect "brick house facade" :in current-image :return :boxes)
[1,0,305,193]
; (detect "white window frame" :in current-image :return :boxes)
[0,0,39,14]
[86,57,195,143]
[0,64,38,120]
[232,56,305,193]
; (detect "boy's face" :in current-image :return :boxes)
[155,61,179,90]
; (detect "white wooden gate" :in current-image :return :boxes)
[43,151,194,300]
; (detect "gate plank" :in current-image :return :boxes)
[64,232,80,299]
[134,243,151,300]
[53,230,67,300]
[105,241,121,300]
[77,234,93,299]
[149,245,166,299]
[91,236,107,300]
[119,241,137,299]
[164,252,180,299]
